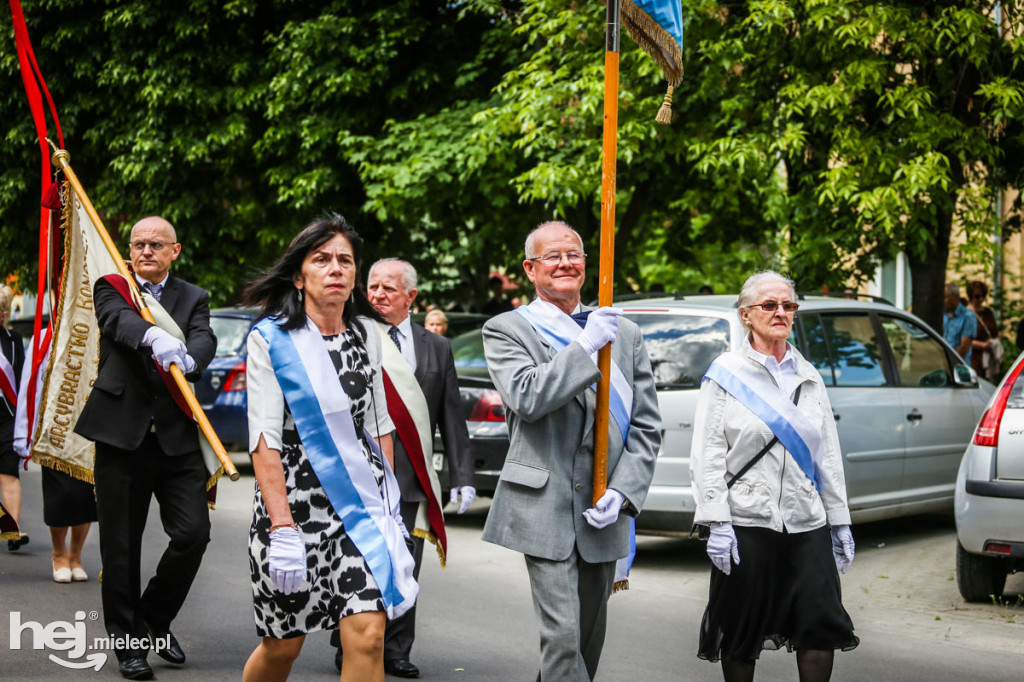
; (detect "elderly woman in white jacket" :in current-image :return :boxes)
[690,271,858,682]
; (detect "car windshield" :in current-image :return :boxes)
[627,313,731,389]
[451,329,491,379]
[211,316,252,357]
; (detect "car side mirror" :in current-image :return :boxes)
[953,364,979,387]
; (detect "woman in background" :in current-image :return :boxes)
[13,335,96,582]
[423,309,448,336]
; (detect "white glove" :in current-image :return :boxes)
[144,327,188,372]
[267,526,306,595]
[450,486,476,514]
[831,525,855,574]
[582,488,624,529]
[706,523,740,575]
[181,354,197,374]
[576,307,624,356]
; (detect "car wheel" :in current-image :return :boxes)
[956,541,1008,602]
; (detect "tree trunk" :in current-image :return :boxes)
[907,210,953,333]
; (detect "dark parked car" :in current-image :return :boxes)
[195,307,259,451]
[196,308,490,460]
[446,329,508,496]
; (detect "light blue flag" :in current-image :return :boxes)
[622,0,685,122]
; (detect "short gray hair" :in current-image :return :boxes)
[369,258,417,292]
[737,270,796,326]
[945,283,960,298]
[524,221,584,259]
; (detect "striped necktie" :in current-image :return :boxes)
[143,281,163,302]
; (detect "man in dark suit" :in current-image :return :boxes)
[74,216,216,681]
[331,257,474,678]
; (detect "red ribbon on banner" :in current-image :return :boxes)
[8,0,65,440]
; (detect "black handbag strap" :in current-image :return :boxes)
[726,383,803,489]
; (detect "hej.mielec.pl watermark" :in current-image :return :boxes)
[10,610,171,671]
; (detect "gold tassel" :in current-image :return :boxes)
[655,84,674,125]
[413,527,447,569]
[612,579,630,594]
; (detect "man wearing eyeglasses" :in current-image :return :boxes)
[75,216,217,680]
[481,221,661,682]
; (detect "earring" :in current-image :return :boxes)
[296,289,303,302]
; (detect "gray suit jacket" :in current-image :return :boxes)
[392,321,474,502]
[480,307,661,563]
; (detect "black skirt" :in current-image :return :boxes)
[41,467,98,527]
[698,525,859,662]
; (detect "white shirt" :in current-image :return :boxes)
[747,344,799,396]
[134,273,169,291]
[391,315,417,373]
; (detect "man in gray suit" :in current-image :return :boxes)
[482,221,661,681]
[331,257,475,678]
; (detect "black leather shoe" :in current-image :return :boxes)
[118,656,154,680]
[145,624,186,665]
[384,658,420,678]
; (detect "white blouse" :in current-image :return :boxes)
[246,315,395,453]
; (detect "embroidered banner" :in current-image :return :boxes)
[31,183,120,483]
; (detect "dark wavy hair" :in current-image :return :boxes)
[243,212,383,331]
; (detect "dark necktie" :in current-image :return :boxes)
[570,310,590,329]
[143,282,163,302]
[388,325,402,351]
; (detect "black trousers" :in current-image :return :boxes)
[384,499,425,659]
[94,432,211,660]
[333,498,424,660]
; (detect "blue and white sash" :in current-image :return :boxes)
[516,301,633,442]
[255,317,418,620]
[703,353,822,489]
[515,300,637,585]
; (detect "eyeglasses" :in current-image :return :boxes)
[750,301,799,313]
[130,240,176,252]
[528,251,587,265]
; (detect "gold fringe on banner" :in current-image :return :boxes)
[33,454,95,485]
[612,579,630,594]
[621,0,684,124]
[414,527,447,569]
[0,502,21,541]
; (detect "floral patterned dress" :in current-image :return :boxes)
[248,328,390,639]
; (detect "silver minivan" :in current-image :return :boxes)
[620,294,996,534]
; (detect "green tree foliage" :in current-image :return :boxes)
[1,1,522,305]
[3,1,1023,321]
[682,0,1024,328]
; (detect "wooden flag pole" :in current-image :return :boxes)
[594,0,621,505]
[49,145,240,482]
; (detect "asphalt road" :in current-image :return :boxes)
[3,459,1023,681]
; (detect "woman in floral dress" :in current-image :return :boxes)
[241,214,417,682]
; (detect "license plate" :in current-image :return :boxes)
[432,454,444,471]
